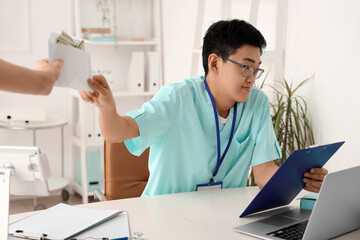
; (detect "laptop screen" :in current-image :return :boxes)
[0,168,11,240]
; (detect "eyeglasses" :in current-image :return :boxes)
[219,55,264,79]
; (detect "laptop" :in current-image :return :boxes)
[234,166,360,239]
[0,168,11,240]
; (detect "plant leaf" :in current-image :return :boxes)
[292,76,313,94]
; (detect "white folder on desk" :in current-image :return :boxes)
[8,203,123,240]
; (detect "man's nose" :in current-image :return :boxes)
[246,74,256,84]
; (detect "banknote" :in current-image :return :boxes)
[56,31,84,51]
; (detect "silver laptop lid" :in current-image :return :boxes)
[303,166,360,240]
[0,168,11,240]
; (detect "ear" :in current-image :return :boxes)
[208,53,221,75]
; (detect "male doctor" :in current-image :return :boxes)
[79,19,327,196]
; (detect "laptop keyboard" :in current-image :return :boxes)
[266,220,308,240]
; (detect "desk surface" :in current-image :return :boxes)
[9,187,360,240]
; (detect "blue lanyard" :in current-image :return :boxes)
[204,78,237,184]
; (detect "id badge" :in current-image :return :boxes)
[196,182,223,191]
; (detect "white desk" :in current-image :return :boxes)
[9,187,360,240]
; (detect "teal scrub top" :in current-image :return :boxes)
[125,76,281,196]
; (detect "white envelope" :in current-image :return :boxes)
[48,32,93,91]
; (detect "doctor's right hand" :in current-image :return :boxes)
[78,75,116,113]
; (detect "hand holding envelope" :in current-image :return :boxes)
[48,31,93,91]
[79,75,117,113]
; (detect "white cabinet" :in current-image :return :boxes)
[70,0,163,203]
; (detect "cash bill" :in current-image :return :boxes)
[56,31,85,51]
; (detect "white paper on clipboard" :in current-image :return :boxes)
[48,32,93,91]
[73,211,130,239]
[8,203,121,239]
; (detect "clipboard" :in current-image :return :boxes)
[240,141,345,217]
[8,203,123,239]
[73,211,130,239]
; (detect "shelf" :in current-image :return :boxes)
[72,136,104,148]
[72,137,82,147]
[90,40,158,46]
[70,89,80,98]
[71,90,156,98]
[73,0,162,204]
[112,91,156,97]
[193,49,276,59]
[72,182,95,197]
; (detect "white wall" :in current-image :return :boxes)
[161,0,279,84]
[161,0,197,83]
[285,0,360,172]
[0,0,74,181]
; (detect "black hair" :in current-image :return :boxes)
[202,19,266,75]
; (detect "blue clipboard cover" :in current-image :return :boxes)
[240,141,345,218]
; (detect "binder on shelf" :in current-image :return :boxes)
[76,102,95,145]
[8,203,127,240]
[77,149,101,192]
[147,51,160,93]
[94,107,104,144]
[85,102,95,145]
[128,51,145,93]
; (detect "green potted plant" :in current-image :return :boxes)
[247,76,315,186]
[95,0,111,28]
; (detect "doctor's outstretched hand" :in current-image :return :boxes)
[78,75,116,113]
[303,167,328,193]
[78,74,140,143]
